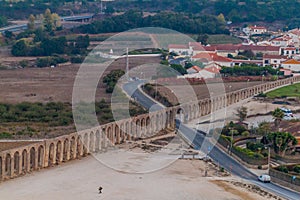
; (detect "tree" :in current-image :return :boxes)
[197,34,209,45]
[170,64,187,75]
[11,40,28,56]
[267,132,297,156]
[28,14,35,31]
[272,108,284,130]
[235,106,248,123]
[43,9,54,32]
[217,13,226,23]
[52,13,61,30]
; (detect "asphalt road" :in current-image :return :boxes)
[123,80,300,200]
[123,80,164,111]
[176,120,300,200]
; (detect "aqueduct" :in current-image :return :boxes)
[1,76,300,181]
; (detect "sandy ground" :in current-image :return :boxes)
[0,153,278,200]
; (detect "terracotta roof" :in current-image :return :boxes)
[240,45,280,52]
[168,44,189,49]
[204,66,220,73]
[282,59,300,65]
[263,54,287,59]
[249,26,266,30]
[192,52,232,63]
[191,65,201,72]
[283,47,296,50]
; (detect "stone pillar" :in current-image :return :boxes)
[10,155,14,178]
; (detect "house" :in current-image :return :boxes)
[281,59,300,72]
[249,25,267,35]
[168,44,192,56]
[204,44,240,57]
[192,52,233,67]
[281,47,298,57]
[288,28,300,47]
[270,36,292,47]
[182,65,220,79]
[240,45,281,56]
[280,68,292,76]
[187,66,201,74]
[263,54,288,68]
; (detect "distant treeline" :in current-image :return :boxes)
[75,11,228,34]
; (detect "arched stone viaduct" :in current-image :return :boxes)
[1,76,300,181]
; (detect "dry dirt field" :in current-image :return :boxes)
[0,140,282,200]
[0,56,161,104]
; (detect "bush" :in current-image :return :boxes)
[277,166,289,173]
[293,165,300,173]
[70,56,85,63]
[242,131,250,137]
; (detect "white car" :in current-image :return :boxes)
[258,174,271,183]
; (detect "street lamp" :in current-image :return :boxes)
[247,79,250,88]
[261,74,264,83]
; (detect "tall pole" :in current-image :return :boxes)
[126,47,129,81]
[268,146,271,174]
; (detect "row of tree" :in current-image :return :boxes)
[11,33,89,57]
[75,10,228,35]
[220,65,280,76]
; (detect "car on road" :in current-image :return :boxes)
[280,107,296,120]
[258,174,271,183]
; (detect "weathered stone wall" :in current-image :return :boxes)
[1,76,300,181]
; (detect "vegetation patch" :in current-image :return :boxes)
[266,83,300,98]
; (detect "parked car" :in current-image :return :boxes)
[258,174,271,183]
[280,107,295,120]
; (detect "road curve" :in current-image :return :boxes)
[122,80,300,200]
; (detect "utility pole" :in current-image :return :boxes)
[268,146,271,174]
[126,47,129,81]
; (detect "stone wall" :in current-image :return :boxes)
[1,76,300,181]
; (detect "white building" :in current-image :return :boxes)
[281,59,300,72]
[263,54,287,68]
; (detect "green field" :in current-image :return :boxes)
[207,34,242,44]
[266,83,300,98]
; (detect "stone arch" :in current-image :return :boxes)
[5,153,11,177]
[38,145,44,168]
[83,133,89,155]
[48,143,55,167]
[176,107,185,122]
[63,139,69,162]
[56,140,62,163]
[70,136,76,159]
[77,136,83,157]
[146,116,151,135]
[114,125,120,144]
[95,130,101,151]
[135,119,141,138]
[107,126,113,144]
[29,147,36,171]
[13,151,20,175]
[0,156,2,178]
[21,149,28,173]
[89,131,95,152]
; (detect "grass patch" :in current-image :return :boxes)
[207,34,242,44]
[266,83,300,98]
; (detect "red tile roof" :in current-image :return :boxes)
[204,66,220,73]
[250,26,266,30]
[192,52,232,62]
[263,54,288,59]
[282,59,300,65]
[240,45,280,52]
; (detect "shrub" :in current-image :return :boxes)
[277,166,289,173]
[293,165,300,173]
[242,131,250,137]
